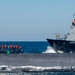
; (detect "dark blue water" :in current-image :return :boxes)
[0,41,74,75]
[24,72,75,75]
[0,41,49,53]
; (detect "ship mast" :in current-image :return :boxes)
[72,14,75,26]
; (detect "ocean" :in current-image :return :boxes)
[0,41,49,53]
[0,72,75,75]
[0,41,74,75]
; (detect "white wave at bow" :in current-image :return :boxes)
[43,46,64,53]
[43,46,57,53]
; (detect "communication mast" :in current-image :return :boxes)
[72,14,75,26]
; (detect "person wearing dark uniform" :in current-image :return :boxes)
[2,45,5,53]
[13,45,16,53]
[18,46,23,53]
[9,44,13,53]
[4,44,8,53]
[15,44,19,53]
[0,45,2,53]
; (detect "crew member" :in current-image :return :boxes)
[2,45,5,53]
[0,45,2,53]
[18,46,23,53]
[9,44,13,53]
[4,44,8,53]
[15,44,19,53]
[13,45,16,53]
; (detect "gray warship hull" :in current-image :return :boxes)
[47,39,75,53]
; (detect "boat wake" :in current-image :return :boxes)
[0,65,75,72]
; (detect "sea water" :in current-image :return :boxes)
[0,41,49,53]
[0,72,75,75]
[0,41,74,75]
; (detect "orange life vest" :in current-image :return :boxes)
[9,45,13,49]
[15,45,18,49]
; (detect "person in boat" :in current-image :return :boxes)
[18,45,23,53]
[13,45,16,53]
[4,44,8,53]
[15,44,19,53]
[0,45,2,53]
[9,44,13,53]
[1,45,5,53]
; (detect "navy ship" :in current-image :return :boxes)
[47,15,75,53]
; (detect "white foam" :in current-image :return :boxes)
[43,46,57,53]
[0,65,74,72]
[0,65,63,71]
[57,50,63,53]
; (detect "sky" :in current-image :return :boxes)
[0,0,75,41]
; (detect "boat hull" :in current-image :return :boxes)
[47,39,75,53]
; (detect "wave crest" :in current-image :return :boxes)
[43,46,56,53]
